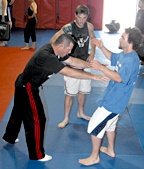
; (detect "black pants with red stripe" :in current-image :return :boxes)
[3,82,46,160]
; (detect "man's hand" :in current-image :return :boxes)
[87,53,94,62]
[91,38,103,49]
[8,21,12,29]
[90,60,103,71]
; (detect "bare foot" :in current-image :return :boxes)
[100,146,115,157]
[77,113,91,121]
[58,119,69,128]
[30,46,36,50]
[21,46,29,50]
[78,156,100,166]
[30,48,36,51]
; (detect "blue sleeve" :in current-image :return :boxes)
[111,53,119,66]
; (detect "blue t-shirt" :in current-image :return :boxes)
[100,51,140,114]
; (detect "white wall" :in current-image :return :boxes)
[103,0,138,32]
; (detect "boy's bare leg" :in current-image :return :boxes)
[79,135,101,166]
[77,93,90,120]
[100,131,116,157]
[58,95,72,128]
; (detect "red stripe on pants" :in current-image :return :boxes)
[26,82,43,159]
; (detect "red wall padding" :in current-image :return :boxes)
[12,0,26,28]
[88,0,104,30]
[12,0,103,30]
[37,0,56,29]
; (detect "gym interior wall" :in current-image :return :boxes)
[12,0,103,30]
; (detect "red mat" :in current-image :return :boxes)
[0,47,34,120]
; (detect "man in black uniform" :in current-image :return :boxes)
[3,33,105,162]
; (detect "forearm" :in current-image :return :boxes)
[88,24,96,60]
[89,43,96,60]
[92,38,112,60]
[66,57,90,69]
[100,45,112,60]
[60,66,101,80]
[100,65,122,82]
[29,14,36,18]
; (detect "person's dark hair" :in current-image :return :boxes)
[54,33,75,46]
[125,27,144,50]
[75,5,89,16]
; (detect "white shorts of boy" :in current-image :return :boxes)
[64,68,91,96]
[87,106,119,139]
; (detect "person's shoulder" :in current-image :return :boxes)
[87,22,94,30]
[63,23,72,28]
[62,23,72,33]
[31,1,37,7]
[87,21,94,26]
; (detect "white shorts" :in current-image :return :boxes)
[64,68,91,96]
[87,106,119,139]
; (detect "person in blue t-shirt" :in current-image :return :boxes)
[79,27,143,166]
